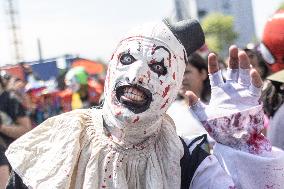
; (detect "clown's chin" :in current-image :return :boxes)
[115,84,152,114]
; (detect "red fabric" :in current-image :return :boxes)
[1,65,25,80]
[72,59,105,75]
[262,10,284,73]
[87,79,104,104]
[57,89,72,112]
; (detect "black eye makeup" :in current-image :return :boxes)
[149,46,170,77]
[149,59,167,77]
[119,53,136,65]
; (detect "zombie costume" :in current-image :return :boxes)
[5,18,284,189]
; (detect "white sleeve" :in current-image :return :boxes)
[182,135,235,189]
[189,155,236,189]
[213,143,284,189]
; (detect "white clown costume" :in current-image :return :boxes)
[5,18,284,189]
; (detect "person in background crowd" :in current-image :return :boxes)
[167,53,209,138]
[0,70,32,189]
[259,10,284,149]
[4,18,284,189]
[243,43,270,80]
[63,67,104,111]
[242,43,271,135]
[259,9,284,149]
[265,71,284,149]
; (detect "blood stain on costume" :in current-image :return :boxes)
[162,85,170,98]
[160,80,163,85]
[133,116,139,123]
[160,98,169,109]
[109,175,112,178]
[248,134,267,154]
[172,72,176,80]
[232,113,241,127]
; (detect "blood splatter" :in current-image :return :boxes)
[162,85,170,98]
[160,98,169,109]
[133,116,139,123]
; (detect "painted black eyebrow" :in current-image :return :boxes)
[151,46,172,60]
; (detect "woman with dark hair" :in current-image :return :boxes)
[183,53,211,103]
[167,53,210,138]
[0,71,32,188]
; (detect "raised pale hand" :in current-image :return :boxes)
[187,45,271,155]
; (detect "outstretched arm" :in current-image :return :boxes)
[187,45,270,155]
[187,46,284,189]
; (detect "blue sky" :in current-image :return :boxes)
[0,0,283,66]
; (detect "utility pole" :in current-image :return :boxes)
[173,0,190,21]
[6,0,23,64]
[37,38,43,63]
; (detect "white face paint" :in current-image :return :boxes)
[102,22,187,131]
[103,23,186,143]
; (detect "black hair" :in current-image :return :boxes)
[188,53,211,103]
[0,70,11,89]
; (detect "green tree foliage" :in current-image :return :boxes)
[278,2,284,10]
[201,13,238,57]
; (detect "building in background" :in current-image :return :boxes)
[188,0,256,47]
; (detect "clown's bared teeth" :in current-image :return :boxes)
[124,87,145,98]
[123,91,146,102]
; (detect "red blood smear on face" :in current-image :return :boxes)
[160,98,169,109]
[133,116,139,123]
[162,85,170,98]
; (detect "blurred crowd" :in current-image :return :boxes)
[0,65,105,127]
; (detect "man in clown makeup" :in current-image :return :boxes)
[4,18,284,189]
